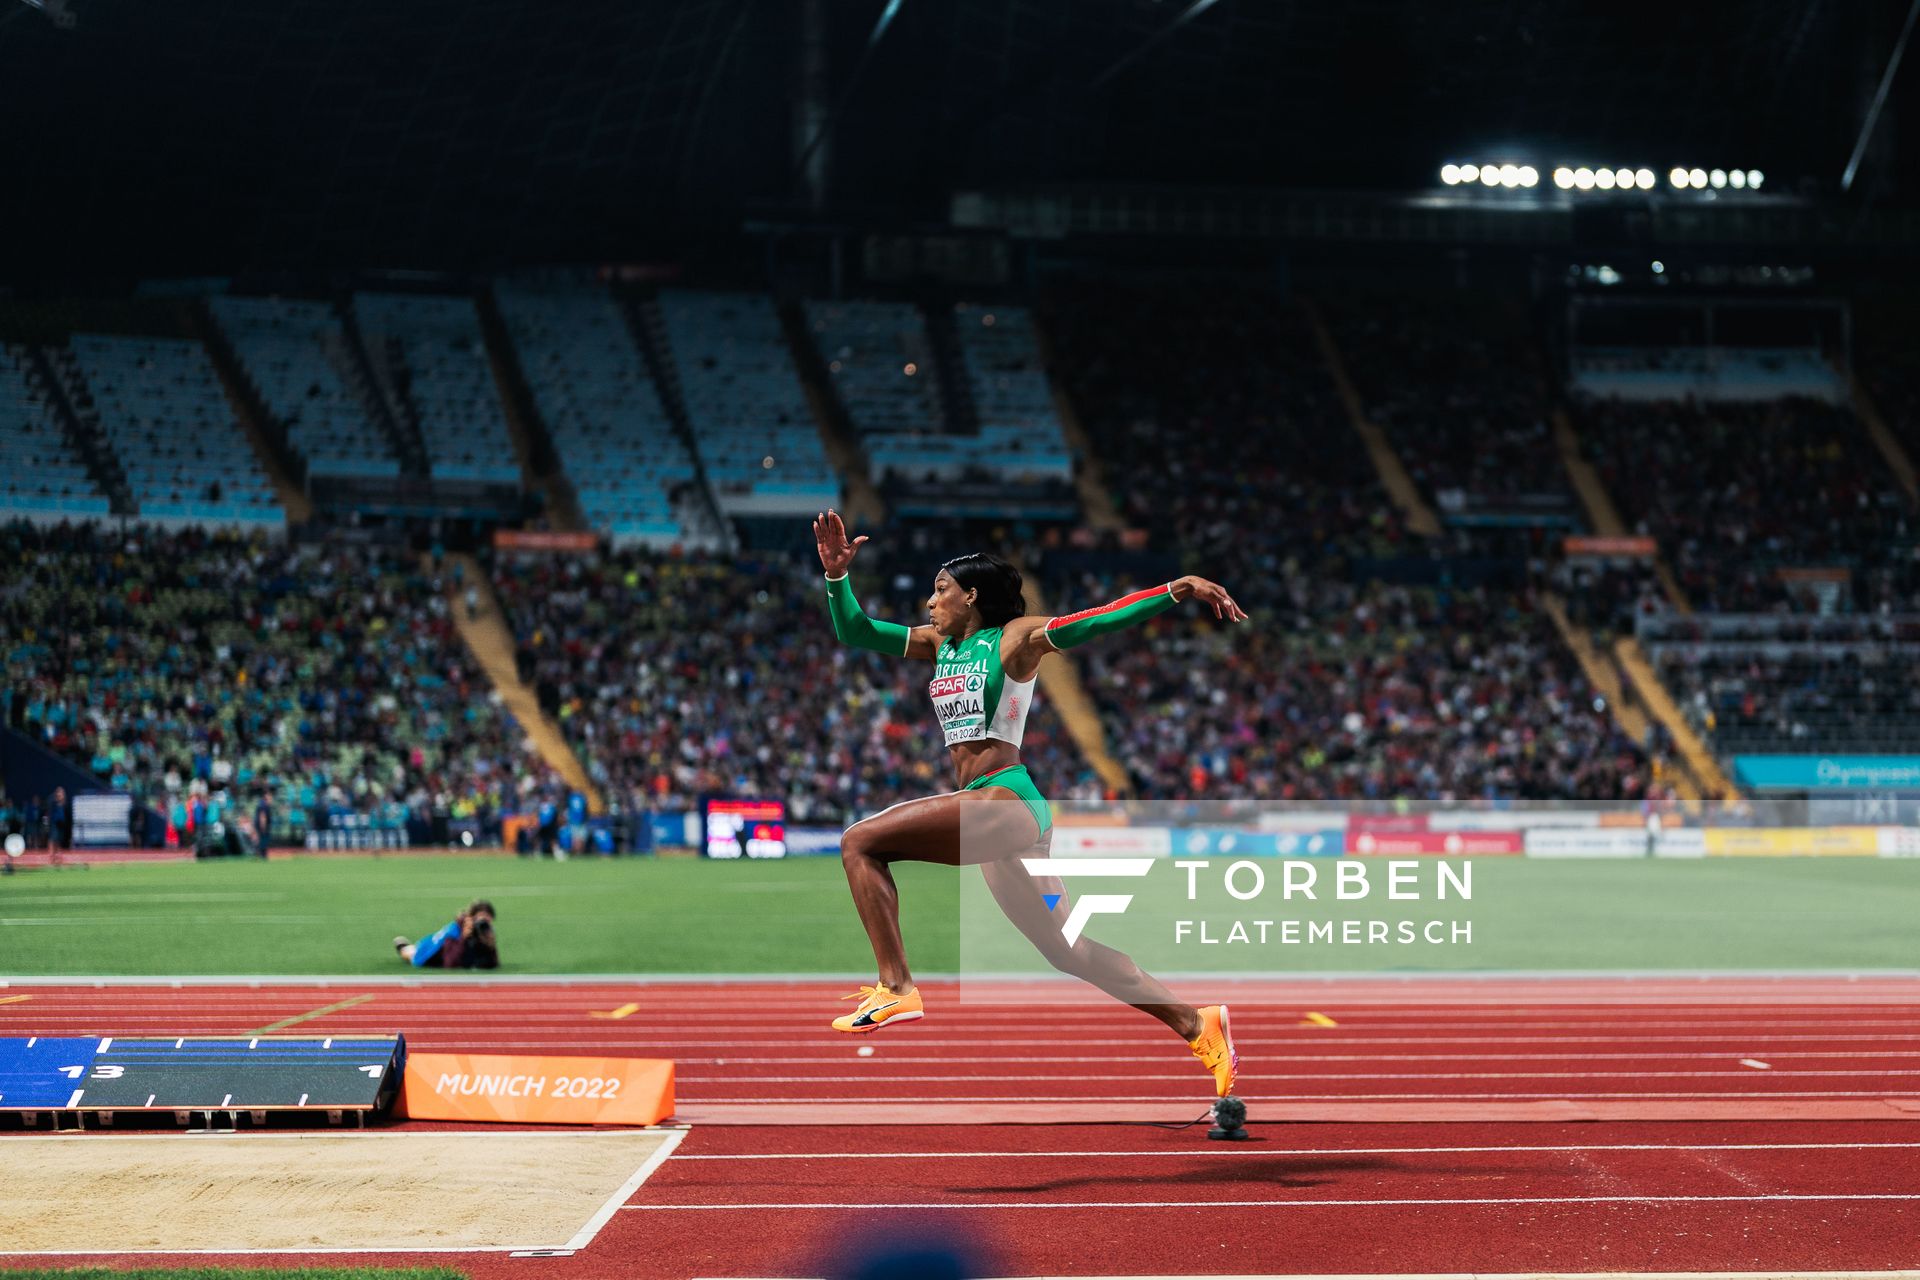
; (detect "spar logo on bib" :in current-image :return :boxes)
[930,674,969,697]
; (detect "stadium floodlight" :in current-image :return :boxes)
[1497,163,1519,187]
[1459,164,1480,182]
[1574,167,1595,189]
[1613,168,1634,188]
[1710,169,1727,188]
[1441,164,1462,185]
[1595,168,1617,190]
[1634,168,1655,190]
[1670,167,1691,188]
[1729,169,1746,189]
[1520,166,1539,187]
[1481,166,1502,186]
[1748,170,1764,188]
[1689,168,1707,188]
[1651,260,1665,274]
[1554,167,1575,189]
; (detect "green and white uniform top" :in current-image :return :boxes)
[823,572,1178,753]
[928,628,1035,749]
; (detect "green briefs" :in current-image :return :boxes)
[965,763,1052,837]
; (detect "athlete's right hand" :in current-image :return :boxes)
[813,509,868,577]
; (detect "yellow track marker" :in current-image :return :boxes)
[1300,1011,1338,1027]
[247,993,373,1035]
[590,1002,641,1020]
[0,994,32,1006]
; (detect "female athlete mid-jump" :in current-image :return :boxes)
[814,510,1249,1095]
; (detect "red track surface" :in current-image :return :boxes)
[3,976,1919,1277]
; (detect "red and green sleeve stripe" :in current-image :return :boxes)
[1043,583,1177,649]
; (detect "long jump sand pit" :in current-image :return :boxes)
[1,1129,682,1253]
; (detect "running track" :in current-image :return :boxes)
[3,975,1918,1277]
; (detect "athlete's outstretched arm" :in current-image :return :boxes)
[813,509,938,660]
[1003,574,1247,675]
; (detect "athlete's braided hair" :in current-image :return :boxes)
[941,552,1027,628]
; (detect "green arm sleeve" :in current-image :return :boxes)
[1043,583,1177,649]
[824,573,913,656]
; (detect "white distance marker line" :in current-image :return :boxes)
[564,1128,686,1251]
[1742,1059,1773,1069]
[671,1090,1920,1102]
[674,1070,1920,1082]
[625,1192,1920,1211]
[672,1141,1920,1161]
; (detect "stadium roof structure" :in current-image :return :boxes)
[1,0,1914,276]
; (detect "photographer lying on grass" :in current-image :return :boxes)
[394,899,500,970]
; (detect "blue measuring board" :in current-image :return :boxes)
[0,1035,405,1111]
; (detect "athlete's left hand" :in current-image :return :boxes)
[1172,575,1248,621]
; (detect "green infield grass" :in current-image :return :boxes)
[0,852,1914,975]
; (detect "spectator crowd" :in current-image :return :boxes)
[0,521,559,846]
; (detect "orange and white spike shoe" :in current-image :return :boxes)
[1188,1004,1239,1096]
[831,983,925,1033]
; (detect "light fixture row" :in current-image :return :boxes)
[1441,164,1765,193]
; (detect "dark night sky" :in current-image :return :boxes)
[1,0,1910,277]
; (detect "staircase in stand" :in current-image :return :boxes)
[1032,307,1123,532]
[436,552,603,814]
[921,301,978,435]
[1611,637,1734,801]
[334,300,428,476]
[30,345,134,514]
[619,293,732,549]
[1014,561,1132,798]
[1301,301,1442,538]
[1848,368,1920,504]
[778,299,885,527]
[1541,592,1698,802]
[1553,405,1691,613]
[473,285,584,529]
[192,302,313,523]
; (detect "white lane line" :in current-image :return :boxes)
[65,1089,82,1107]
[97,1037,111,1052]
[674,1090,1920,1102]
[677,1070,1920,1083]
[624,1192,1920,1210]
[567,1129,685,1250]
[315,1034,1920,1050]
[580,1051,1920,1064]
[672,1141,1920,1160]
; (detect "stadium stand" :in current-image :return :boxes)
[1645,613,1920,758]
[353,293,521,484]
[1046,281,1655,801]
[490,541,1099,825]
[656,290,838,518]
[805,299,947,438]
[209,295,405,480]
[0,521,556,844]
[1325,294,1574,523]
[1576,395,1919,612]
[64,335,283,529]
[0,344,111,519]
[946,303,1074,485]
[496,286,693,546]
